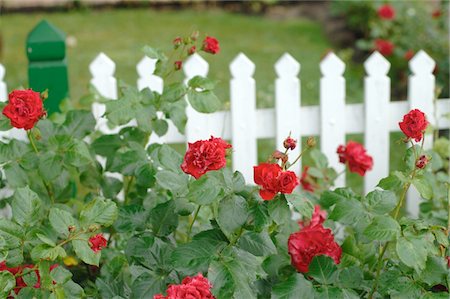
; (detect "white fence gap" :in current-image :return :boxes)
[275,53,301,174]
[320,53,346,187]
[364,51,391,193]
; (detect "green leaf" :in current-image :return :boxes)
[285,193,314,219]
[365,190,397,214]
[31,244,66,261]
[11,186,42,226]
[238,231,276,257]
[161,82,187,103]
[162,99,187,134]
[51,266,73,285]
[307,255,337,284]
[363,215,400,242]
[319,188,358,208]
[65,139,94,167]
[142,46,167,62]
[396,236,428,273]
[155,170,188,196]
[249,201,270,231]
[217,195,249,236]
[268,196,291,225]
[22,269,38,288]
[4,162,28,188]
[72,236,100,266]
[418,256,447,286]
[271,273,314,299]
[38,152,63,181]
[60,110,96,138]
[134,163,156,188]
[150,200,178,237]
[38,260,52,290]
[412,177,433,200]
[187,89,221,113]
[329,198,366,225]
[80,198,118,227]
[149,144,183,173]
[114,205,150,233]
[49,208,77,237]
[92,135,122,158]
[337,266,364,289]
[188,76,217,90]
[36,233,56,247]
[130,272,166,299]
[310,149,328,168]
[152,119,168,137]
[0,271,15,297]
[187,173,222,205]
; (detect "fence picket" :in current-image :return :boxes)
[0,64,6,102]
[320,52,346,187]
[407,50,436,216]
[230,53,257,183]
[275,53,301,174]
[364,52,391,193]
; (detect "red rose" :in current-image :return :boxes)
[337,141,373,176]
[432,9,442,19]
[188,46,196,56]
[202,36,220,54]
[375,39,394,56]
[0,262,58,294]
[283,137,297,150]
[415,155,429,169]
[299,166,315,193]
[254,163,282,200]
[278,171,298,194]
[181,136,231,179]
[377,4,395,20]
[288,207,341,273]
[399,109,428,142]
[404,49,414,61]
[174,60,182,71]
[173,37,182,48]
[3,89,46,130]
[89,234,107,253]
[154,273,215,299]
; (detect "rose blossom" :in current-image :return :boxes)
[0,262,58,294]
[337,141,373,176]
[174,60,182,71]
[89,234,107,253]
[3,89,46,130]
[299,166,314,193]
[181,136,231,179]
[283,137,297,150]
[202,36,220,54]
[399,109,428,142]
[153,273,215,299]
[188,46,196,55]
[254,163,282,200]
[288,206,341,273]
[404,49,414,61]
[415,155,429,169]
[278,171,298,194]
[375,39,394,56]
[377,4,395,20]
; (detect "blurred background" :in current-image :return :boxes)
[0,0,449,192]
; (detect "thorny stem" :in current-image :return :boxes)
[187,205,201,241]
[27,130,55,204]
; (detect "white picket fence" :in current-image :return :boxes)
[1,50,449,216]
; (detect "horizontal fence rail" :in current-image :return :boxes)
[0,50,449,216]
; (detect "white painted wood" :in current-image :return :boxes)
[407,50,436,217]
[275,53,301,173]
[137,56,166,146]
[230,53,257,183]
[364,52,391,193]
[0,64,6,102]
[320,52,346,187]
[184,53,213,143]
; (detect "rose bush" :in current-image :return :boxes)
[0,33,449,299]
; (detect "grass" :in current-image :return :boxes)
[1,8,405,194]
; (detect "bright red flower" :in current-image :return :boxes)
[254,163,282,200]
[299,166,314,193]
[283,137,297,150]
[416,155,429,169]
[399,109,428,142]
[154,273,215,299]
[377,4,395,20]
[375,39,394,56]
[188,46,196,56]
[3,89,46,130]
[174,60,182,71]
[337,141,373,176]
[278,171,298,194]
[89,234,107,253]
[181,136,231,179]
[202,36,220,54]
[404,49,414,61]
[432,9,442,19]
[288,207,341,273]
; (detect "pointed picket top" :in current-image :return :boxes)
[89,53,115,77]
[320,52,345,77]
[364,51,390,76]
[137,56,157,76]
[230,53,255,79]
[184,53,209,78]
[275,53,300,78]
[0,64,4,80]
[409,50,435,75]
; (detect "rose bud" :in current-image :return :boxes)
[202,36,220,54]
[88,234,107,253]
[174,60,183,71]
[173,37,182,48]
[416,155,429,169]
[188,46,196,56]
[68,225,76,232]
[307,136,316,148]
[283,137,297,150]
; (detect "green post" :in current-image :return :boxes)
[27,20,69,115]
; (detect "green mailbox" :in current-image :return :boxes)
[27,20,69,115]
